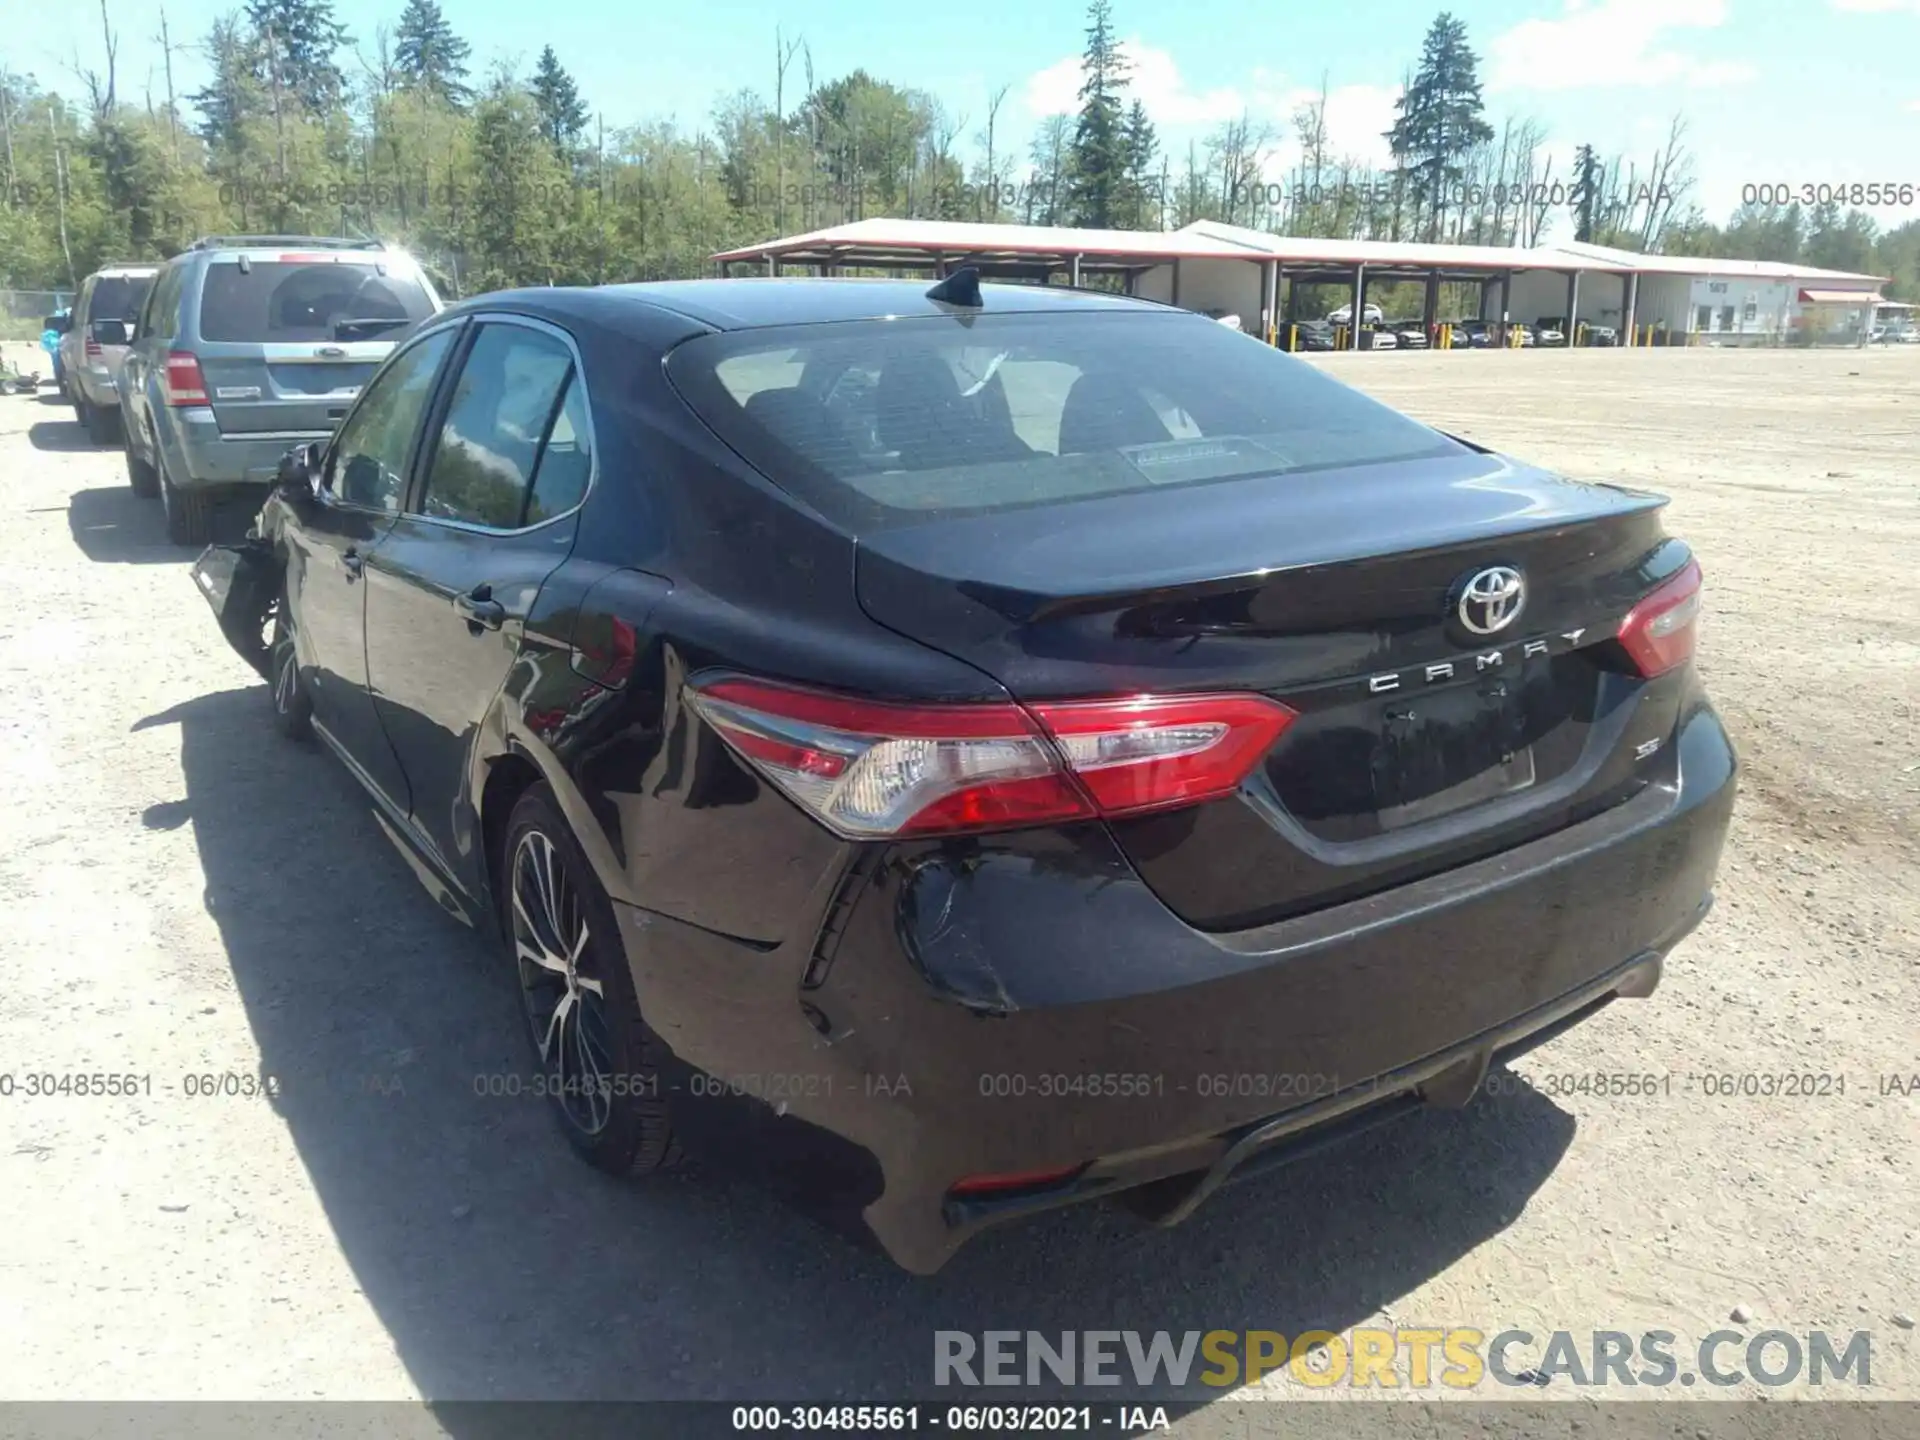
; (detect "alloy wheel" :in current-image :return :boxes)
[510,829,614,1136]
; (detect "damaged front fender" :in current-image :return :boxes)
[190,537,281,681]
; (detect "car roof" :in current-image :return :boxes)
[447,277,1175,333]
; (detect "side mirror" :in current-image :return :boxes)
[91,318,130,347]
[275,440,327,500]
[44,314,70,334]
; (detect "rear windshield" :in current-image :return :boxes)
[197,259,436,343]
[666,311,1462,528]
[89,275,153,322]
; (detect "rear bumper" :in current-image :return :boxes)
[612,699,1736,1273]
[169,411,322,489]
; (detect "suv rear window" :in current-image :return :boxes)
[667,311,1462,529]
[88,275,153,322]
[197,259,436,343]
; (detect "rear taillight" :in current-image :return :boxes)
[163,350,209,406]
[685,678,1296,839]
[84,334,102,359]
[1618,558,1703,677]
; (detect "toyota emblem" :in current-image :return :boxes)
[1456,566,1526,636]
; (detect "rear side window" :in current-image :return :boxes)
[197,259,436,343]
[669,311,1463,529]
[418,324,575,529]
[87,275,153,323]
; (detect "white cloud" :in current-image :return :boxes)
[1489,0,1758,91]
[1830,0,1915,11]
[1023,41,1248,127]
[1021,44,1398,171]
[1276,83,1400,172]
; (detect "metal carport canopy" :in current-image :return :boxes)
[710,216,1639,277]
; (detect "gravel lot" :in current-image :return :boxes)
[0,341,1914,1419]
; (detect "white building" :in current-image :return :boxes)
[714,218,1889,347]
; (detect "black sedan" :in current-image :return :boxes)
[193,273,1736,1273]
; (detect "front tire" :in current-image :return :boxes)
[86,401,119,445]
[267,602,311,740]
[125,427,159,499]
[501,784,682,1177]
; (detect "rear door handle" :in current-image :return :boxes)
[453,585,506,631]
[341,549,364,580]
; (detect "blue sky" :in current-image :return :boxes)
[16,0,1920,236]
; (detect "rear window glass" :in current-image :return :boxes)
[197,259,435,343]
[89,275,153,322]
[667,311,1462,528]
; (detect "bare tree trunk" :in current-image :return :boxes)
[772,26,801,235]
[49,107,77,288]
[158,7,179,161]
[264,22,290,203]
[1,78,18,209]
[96,0,119,116]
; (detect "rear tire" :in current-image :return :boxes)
[500,784,682,1178]
[158,445,214,547]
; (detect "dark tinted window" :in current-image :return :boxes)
[525,376,592,523]
[667,311,1463,529]
[87,275,153,323]
[142,264,185,340]
[419,325,573,529]
[329,328,456,511]
[198,259,435,343]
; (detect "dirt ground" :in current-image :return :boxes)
[0,341,1914,1423]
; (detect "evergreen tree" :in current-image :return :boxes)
[1386,12,1493,242]
[530,46,589,156]
[1121,98,1157,228]
[1067,0,1130,228]
[394,0,473,108]
[243,0,349,115]
[1571,143,1601,243]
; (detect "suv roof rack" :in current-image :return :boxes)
[188,235,387,252]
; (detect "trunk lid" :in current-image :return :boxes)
[855,450,1692,929]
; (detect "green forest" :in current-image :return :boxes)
[4,0,1917,300]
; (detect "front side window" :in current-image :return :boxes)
[198,258,437,344]
[328,328,457,511]
[418,324,575,529]
[669,310,1464,529]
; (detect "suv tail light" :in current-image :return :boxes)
[163,350,209,406]
[685,678,1295,839]
[1618,558,1703,677]
[83,333,103,359]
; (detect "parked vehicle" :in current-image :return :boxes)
[1201,307,1243,332]
[58,263,158,443]
[1290,319,1337,351]
[42,312,70,390]
[1392,323,1430,350]
[1584,324,1620,347]
[1364,327,1399,351]
[1327,302,1385,326]
[1453,319,1496,349]
[121,235,443,545]
[1531,322,1567,347]
[193,274,1735,1274]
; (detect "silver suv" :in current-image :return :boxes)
[59,263,158,443]
[121,235,443,545]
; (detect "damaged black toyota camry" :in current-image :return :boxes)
[193,272,1735,1273]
